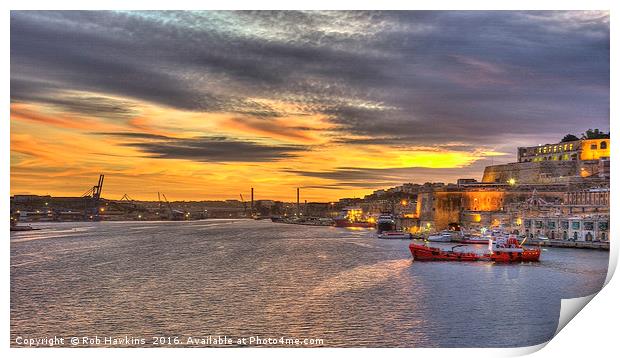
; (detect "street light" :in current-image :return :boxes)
[508,178,516,186]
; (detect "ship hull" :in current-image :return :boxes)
[378,231,412,240]
[409,243,480,261]
[409,243,541,263]
[489,249,541,262]
[334,219,375,228]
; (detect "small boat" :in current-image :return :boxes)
[409,235,541,263]
[378,231,412,240]
[10,224,37,231]
[454,236,491,244]
[10,217,38,231]
[427,230,458,242]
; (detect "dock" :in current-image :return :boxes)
[525,239,609,250]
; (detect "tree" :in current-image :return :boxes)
[581,129,610,139]
[561,134,579,142]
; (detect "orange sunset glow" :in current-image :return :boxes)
[10,11,609,201]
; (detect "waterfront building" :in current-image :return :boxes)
[519,215,609,241]
[504,189,609,241]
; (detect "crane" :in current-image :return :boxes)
[158,192,174,219]
[81,174,105,220]
[240,194,247,215]
[81,174,105,200]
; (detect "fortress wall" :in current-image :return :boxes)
[482,161,579,184]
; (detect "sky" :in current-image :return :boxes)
[10,11,610,201]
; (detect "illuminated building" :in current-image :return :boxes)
[509,188,609,241]
[483,138,609,184]
[517,139,609,163]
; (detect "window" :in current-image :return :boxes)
[535,221,543,229]
[563,144,568,150]
[561,221,569,230]
[569,144,574,150]
[572,221,580,230]
[548,221,556,229]
[524,219,531,228]
[591,144,597,150]
[584,222,594,230]
[599,222,609,231]
[600,141,607,149]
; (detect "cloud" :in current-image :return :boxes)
[93,132,172,140]
[288,162,490,188]
[10,10,609,153]
[125,136,306,162]
[11,86,140,121]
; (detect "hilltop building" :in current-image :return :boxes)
[483,138,609,184]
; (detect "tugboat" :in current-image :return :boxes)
[409,234,540,263]
[488,235,541,262]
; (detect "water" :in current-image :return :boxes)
[11,220,609,347]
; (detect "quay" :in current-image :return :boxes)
[525,239,609,250]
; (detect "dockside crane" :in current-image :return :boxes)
[240,194,247,216]
[158,192,174,219]
[81,174,104,220]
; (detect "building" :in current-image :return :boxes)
[519,215,609,241]
[517,139,609,163]
[365,135,610,239]
[483,138,610,184]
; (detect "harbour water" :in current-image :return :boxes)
[11,220,609,347]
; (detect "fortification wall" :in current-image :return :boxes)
[482,161,579,184]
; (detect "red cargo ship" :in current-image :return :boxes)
[409,235,541,263]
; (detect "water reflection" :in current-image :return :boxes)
[11,220,608,347]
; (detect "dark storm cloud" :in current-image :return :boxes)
[288,162,489,188]
[10,10,609,147]
[15,90,139,120]
[125,136,306,162]
[93,132,172,140]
